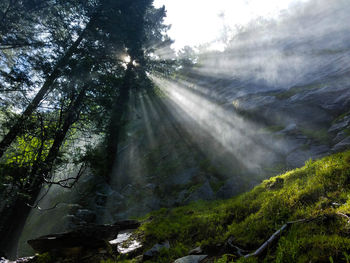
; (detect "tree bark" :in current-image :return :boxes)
[0,85,88,258]
[105,63,134,180]
[0,15,96,159]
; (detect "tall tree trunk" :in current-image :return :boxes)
[0,86,87,258]
[0,184,41,259]
[105,63,134,180]
[0,16,96,159]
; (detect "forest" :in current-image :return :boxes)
[1,0,350,262]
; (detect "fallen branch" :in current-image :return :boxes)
[227,237,249,257]
[244,217,318,258]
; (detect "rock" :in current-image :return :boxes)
[0,256,35,263]
[176,189,189,204]
[144,183,156,191]
[282,137,308,155]
[109,230,143,255]
[63,214,86,229]
[144,197,161,210]
[168,168,199,186]
[286,145,329,168]
[75,209,96,223]
[28,220,140,253]
[278,123,297,134]
[328,116,350,133]
[286,150,310,168]
[122,184,135,197]
[95,187,124,207]
[333,131,348,144]
[332,137,350,152]
[188,247,203,255]
[174,255,207,263]
[96,183,114,195]
[233,95,275,112]
[185,181,214,203]
[143,241,170,260]
[216,178,241,199]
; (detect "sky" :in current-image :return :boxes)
[153,0,309,50]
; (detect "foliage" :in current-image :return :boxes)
[0,0,175,254]
[137,150,350,262]
[36,252,52,263]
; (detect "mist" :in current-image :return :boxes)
[195,0,350,91]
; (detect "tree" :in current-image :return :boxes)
[0,0,99,158]
[0,0,174,258]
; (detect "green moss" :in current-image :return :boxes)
[260,125,285,133]
[36,252,52,263]
[300,127,330,144]
[210,180,225,193]
[137,150,350,262]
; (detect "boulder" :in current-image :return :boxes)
[188,247,203,255]
[0,256,35,263]
[28,220,140,253]
[75,209,96,224]
[174,255,207,263]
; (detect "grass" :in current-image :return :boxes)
[132,150,350,262]
[37,150,350,263]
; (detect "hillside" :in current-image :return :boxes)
[132,150,350,263]
[2,1,350,262]
[14,150,350,263]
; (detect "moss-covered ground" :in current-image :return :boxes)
[126,150,350,262]
[32,150,350,262]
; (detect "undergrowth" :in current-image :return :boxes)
[133,150,350,262]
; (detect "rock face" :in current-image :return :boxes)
[231,74,350,169]
[216,178,241,199]
[185,181,215,204]
[332,137,350,153]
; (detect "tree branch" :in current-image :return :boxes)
[43,163,86,188]
[244,217,320,258]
